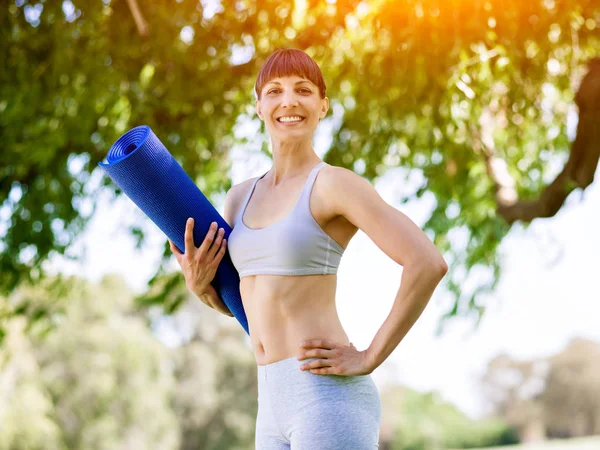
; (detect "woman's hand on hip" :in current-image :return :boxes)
[297,339,374,376]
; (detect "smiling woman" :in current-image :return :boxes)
[177,48,447,450]
[251,50,330,144]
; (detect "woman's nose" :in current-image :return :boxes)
[281,90,299,108]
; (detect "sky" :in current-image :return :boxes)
[46,135,600,420]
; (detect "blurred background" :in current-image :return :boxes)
[1,0,599,449]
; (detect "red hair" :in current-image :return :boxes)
[254,49,327,100]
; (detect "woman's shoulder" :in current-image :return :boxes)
[314,163,377,210]
[223,176,260,227]
[231,175,258,191]
[317,163,362,187]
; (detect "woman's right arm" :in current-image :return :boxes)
[169,186,242,318]
[195,283,234,317]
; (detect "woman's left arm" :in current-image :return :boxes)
[365,256,447,371]
[324,166,448,372]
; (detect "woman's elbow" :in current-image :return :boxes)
[408,253,448,281]
[436,256,449,278]
[406,240,448,279]
[426,249,448,280]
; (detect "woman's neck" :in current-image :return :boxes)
[266,142,321,187]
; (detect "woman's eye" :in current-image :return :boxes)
[267,88,311,94]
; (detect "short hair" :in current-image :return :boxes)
[254,49,327,100]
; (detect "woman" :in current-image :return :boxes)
[169,49,448,449]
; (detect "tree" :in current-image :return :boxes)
[0,317,63,450]
[481,338,600,441]
[2,0,599,327]
[31,274,180,450]
[168,301,258,450]
[480,353,548,441]
[0,273,180,449]
[0,272,259,449]
[542,338,600,437]
[378,384,518,449]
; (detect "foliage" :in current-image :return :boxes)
[2,0,599,328]
[463,436,600,450]
[379,385,518,449]
[0,274,179,449]
[481,338,600,440]
[0,273,257,449]
[167,290,258,450]
[542,339,600,437]
[0,318,63,450]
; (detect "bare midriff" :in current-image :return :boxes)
[240,272,350,366]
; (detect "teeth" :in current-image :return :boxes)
[278,116,303,123]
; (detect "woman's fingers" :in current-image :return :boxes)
[169,239,182,256]
[211,235,227,267]
[208,227,225,260]
[198,221,218,258]
[219,236,227,257]
[302,348,338,360]
[169,239,184,267]
[184,218,196,256]
[174,219,227,278]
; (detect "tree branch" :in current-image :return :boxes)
[489,58,600,225]
[126,0,149,37]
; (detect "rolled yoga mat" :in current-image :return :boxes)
[98,125,249,335]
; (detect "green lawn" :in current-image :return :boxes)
[459,436,600,450]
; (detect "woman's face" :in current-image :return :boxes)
[256,75,329,142]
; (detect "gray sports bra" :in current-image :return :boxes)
[227,161,345,279]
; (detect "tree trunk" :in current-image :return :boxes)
[490,58,600,224]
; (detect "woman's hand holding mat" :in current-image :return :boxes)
[99,125,248,334]
[168,218,233,317]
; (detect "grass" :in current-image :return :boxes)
[458,436,600,450]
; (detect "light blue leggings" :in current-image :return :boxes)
[255,356,381,449]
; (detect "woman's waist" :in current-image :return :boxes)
[249,312,349,366]
[240,273,337,304]
[242,277,338,320]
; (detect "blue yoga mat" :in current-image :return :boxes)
[98,125,249,334]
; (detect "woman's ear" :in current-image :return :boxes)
[319,97,329,120]
[255,99,263,120]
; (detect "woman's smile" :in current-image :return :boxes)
[277,115,306,125]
